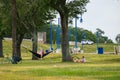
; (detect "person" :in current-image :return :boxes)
[72,56,81,62]
[81,56,86,63]
[38,49,44,59]
[72,56,86,63]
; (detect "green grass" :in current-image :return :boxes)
[0,40,120,80]
[80,43,117,53]
[0,54,120,80]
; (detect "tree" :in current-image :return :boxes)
[12,0,18,57]
[83,29,96,42]
[116,34,120,44]
[19,0,55,60]
[96,28,104,36]
[0,0,12,57]
[107,39,113,43]
[44,0,89,62]
[96,28,105,43]
[0,15,4,57]
[96,28,113,43]
[0,0,26,58]
[4,0,25,58]
[1,0,55,59]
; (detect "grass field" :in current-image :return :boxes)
[0,39,120,80]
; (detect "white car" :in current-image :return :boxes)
[81,40,87,45]
[81,40,94,45]
[87,40,94,44]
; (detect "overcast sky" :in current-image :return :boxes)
[77,0,120,43]
[54,0,120,43]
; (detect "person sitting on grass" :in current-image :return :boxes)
[72,57,80,62]
[81,56,86,63]
[72,56,86,63]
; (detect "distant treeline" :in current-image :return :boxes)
[4,24,113,44]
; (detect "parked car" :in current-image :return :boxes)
[87,40,94,44]
[81,40,94,45]
[81,40,87,45]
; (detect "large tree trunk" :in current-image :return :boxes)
[0,37,4,57]
[16,34,24,58]
[60,13,72,62]
[16,43,21,57]
[32,24,38,60]
[49,0,72,62]
[12,0,18,57]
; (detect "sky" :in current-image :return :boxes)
[54,0,120,43]
[77,0,120,43]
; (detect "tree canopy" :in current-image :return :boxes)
[41,0,89,61]
[0,0,113,62]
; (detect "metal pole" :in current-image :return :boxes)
[57,18,60,49]
[96,32,99,53]
[81,31,84,52]
[80,16,84,53]
[50,21,52,50]
[75,18,78,48]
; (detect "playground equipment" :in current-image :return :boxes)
[49,16,83,53]
[73,16,83,53]
[75,18,78,48]
[75,16,83,48]
[114,46,120,54]
[48,18,61,53]
[56,18,61,53]
[70,47,81,54]
[50,21,53,51]
[50,19,61,53]
[96,32,99,53]
[79,16,84,53]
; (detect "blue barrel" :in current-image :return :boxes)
[46,50,49,53]
[98,47,104,54]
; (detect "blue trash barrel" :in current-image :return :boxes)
[46,50,49,53]
[98,47,104,54]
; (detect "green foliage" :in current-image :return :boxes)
[116,34,120,44]
[0,16,2,37]
[107,39,113,43]
[96,28,104,36]
[83,29,96,42]
[0,0,56,38]
[68,27,96,42]
[67,0,89,18]
[95,28,113,43]
[22,24,113,44]
[0,0,12,38]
